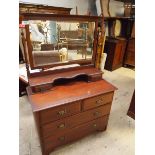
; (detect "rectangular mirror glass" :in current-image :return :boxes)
[22,20,95,67]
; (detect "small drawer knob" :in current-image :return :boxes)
[94,111,100,116]
[58,110,66,116]
[96,99,103,105]
[93,111,100,116]
[93,124,97,127]
[58,123,65,129]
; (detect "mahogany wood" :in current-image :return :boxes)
[43,116,109,151]
[20,13,104,70]
[41,104,111,138]
[21,13,104,22]
[29,67,102,86]
[40,101,81,125]
[82,92,114,110]
[28,67,102,93]
[27,79,116,155]
[23,12,116,155]
[27,79,116,112]
[104,37,127,71]
[25,25,34,68]
[29,64,94,77]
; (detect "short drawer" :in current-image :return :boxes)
[41,103,112,138]
[43,116,109,151]
[82,92,114,111]
[40,101,81,125]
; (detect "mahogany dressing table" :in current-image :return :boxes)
[20,13,117,155]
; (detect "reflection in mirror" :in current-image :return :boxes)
[22,20,95,67]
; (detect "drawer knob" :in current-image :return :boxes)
[93,124,97,127]
[59,136,65,141]
[58,110,66,116]
[93,111,100,116]
[96,99,103,105]
[58,123,65,129]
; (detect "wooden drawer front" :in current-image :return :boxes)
[42,103,111,138]
[43,116,109,151]
[82,92,114,111]
[42,119,67,138]
[66,115,108,143]
[40,101,81,125]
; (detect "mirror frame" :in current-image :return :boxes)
[20,13,104,70]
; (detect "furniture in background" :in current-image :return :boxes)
[41,44,57,51]
[19,2,72,15]
[123,22,135,67]
[124,1,135,17]
[104,37,127,71]
[58,25,89,59]
[104,17,134,39]
[103,17,135,71]
[127,90,135,119]
[59,39,88,59]
[41,41,88,61]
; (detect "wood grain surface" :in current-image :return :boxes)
[27,79,117,112]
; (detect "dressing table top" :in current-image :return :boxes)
[27,79,117,112]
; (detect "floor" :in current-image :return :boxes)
[19,67,135,155]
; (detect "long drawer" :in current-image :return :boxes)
[82,92,114,111]
[43,116,109,151]
[40,101,81,125]
[41,103,112,138]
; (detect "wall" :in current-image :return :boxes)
[109,0,124,16]
[95,0,124,17]
[96,0,102,16]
